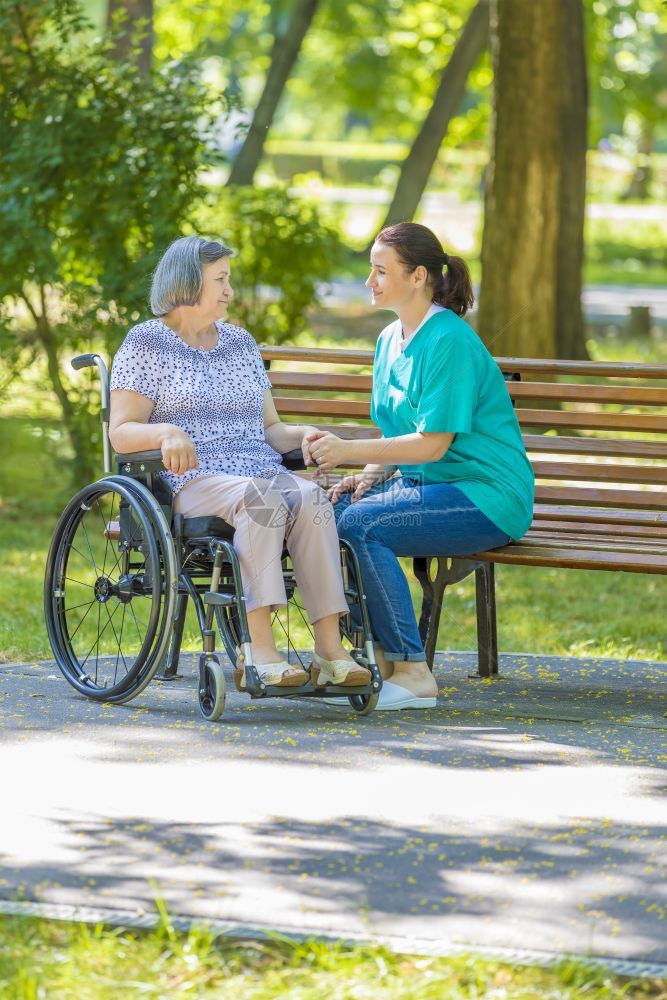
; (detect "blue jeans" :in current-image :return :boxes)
[334,478,511,662]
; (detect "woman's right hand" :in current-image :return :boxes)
[160,427,199,475]
[327,473,372,505]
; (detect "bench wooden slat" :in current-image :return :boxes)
[274,397,371,418]
[278,400,667,431]
[531,460,667,485]
[523,434,667,458]
[533,504,667,525]
[509,382,667,405]
[516,408,667,433]
[311,423,381,439]
[262,345,667,378]
[263,346,374,366]
[498,358,667,378]
[262,346,667,380]
[529,518,667,538]
[270,372,373,391]
[534,484,667,510]
[521,533,667,554]
[270,373,667,406]
[474,545,667,573]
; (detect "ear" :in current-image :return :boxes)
[413,265,428,288]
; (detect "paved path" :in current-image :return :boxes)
[2,652,666,967]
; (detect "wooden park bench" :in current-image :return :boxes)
[262,344,667,677]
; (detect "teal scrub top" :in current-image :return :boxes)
[370,309,535,540]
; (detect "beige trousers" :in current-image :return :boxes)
[175,472,349,621]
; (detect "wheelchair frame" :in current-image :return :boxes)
[43,353,382,721]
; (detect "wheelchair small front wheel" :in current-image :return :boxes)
[348,692,379,716]
[198,655,226,721]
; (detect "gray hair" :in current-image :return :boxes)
[150,236,232,316]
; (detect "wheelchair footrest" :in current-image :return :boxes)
[254,682,379,699]
[203,591,236,607]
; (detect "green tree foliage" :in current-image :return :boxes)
[216,185,343,345]
[0,0,220,478]
[586,0,666,145]
[586,0,667,198]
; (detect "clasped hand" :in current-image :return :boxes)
[303,430,347,474]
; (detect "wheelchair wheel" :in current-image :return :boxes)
[44,478,175,702]
[198,654,226,721]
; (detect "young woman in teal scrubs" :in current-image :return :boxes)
[306,222,534,712]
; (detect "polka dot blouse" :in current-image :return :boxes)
[110,318,287,494]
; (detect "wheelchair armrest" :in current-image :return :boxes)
[116,448,307,473]
[281,448,307,471]
[115,450,166,471]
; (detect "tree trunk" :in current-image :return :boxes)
[107,0,153,75]
[377,0,490,234]
[477,0,563,358]
[622,122,654,201]
[226,0,321,187]
[555,0,588,359]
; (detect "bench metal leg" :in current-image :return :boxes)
[415,556,479,671]
[158,591,188,680]
[474,562,499,678]
[414,557,450,671]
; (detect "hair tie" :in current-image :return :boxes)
[442,253,450,267]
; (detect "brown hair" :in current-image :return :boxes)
[375,222,474,317]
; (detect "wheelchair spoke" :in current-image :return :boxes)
[63,598,96,615]
[65,575,96,589]
[68,542,97,572]
[94,603,101,682]
[79,600,121,672]
[113,604,129,684]
[103,599,129,678]
[127,602,146,646]
[63,597,97,642]
[80,519,99,577]
[97,495,115,577]
[290,596,314,636]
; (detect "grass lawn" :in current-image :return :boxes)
[1,914,665,999]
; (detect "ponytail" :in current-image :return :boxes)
[433,255,474,317]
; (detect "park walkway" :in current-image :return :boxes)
[1,651,666,974]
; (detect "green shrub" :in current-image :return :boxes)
[214,184,344,345]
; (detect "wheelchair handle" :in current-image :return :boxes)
[71,353,112,474]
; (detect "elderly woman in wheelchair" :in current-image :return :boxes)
[43,237,381,720]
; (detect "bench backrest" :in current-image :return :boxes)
[261,346,667,530]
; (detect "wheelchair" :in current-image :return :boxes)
[43,354,382,722]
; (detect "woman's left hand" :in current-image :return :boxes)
[306,431,348,474]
